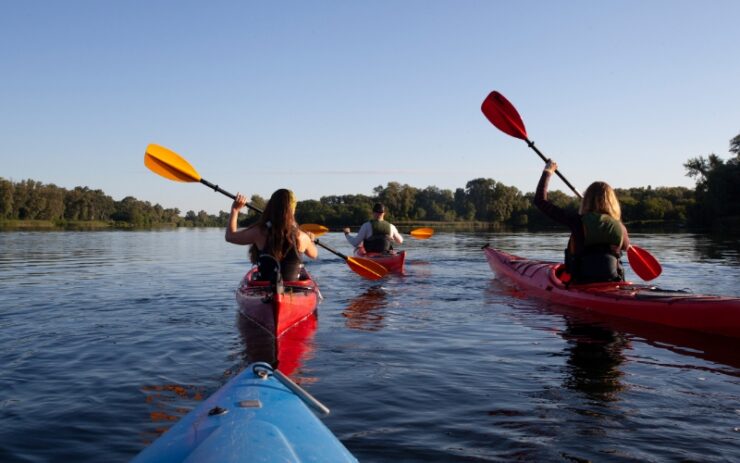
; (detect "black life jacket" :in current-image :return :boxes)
[565,212,624,284]
[363,219,393,253]
[256,233,303,282]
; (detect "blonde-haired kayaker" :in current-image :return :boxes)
[534,160,631,284]
[226,188,317,281]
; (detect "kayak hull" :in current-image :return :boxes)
[132,362,357,463]
[354,249,406,274]
[236,268,320,337]
[483,245,740,338]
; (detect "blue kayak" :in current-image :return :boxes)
[132,362,357,463]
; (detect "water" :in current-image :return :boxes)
[1,229,739,462]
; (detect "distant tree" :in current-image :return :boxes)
[684,133,740,227]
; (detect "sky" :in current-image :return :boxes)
[2,0,739,215]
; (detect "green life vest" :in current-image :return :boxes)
[364,219,392,252]
[565,213,624,283]
[582,212,623,248]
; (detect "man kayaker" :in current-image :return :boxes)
[534,160,631,284]
[343,202,403,253]
[226,188,318,281]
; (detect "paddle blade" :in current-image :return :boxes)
[627,245,662,281]
[299,224,329,237]
[347,257,388,280]
[145,144,202,182]
[481,91,528,141]
[409,227,434,239]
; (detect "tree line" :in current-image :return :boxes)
[2,133,737,230]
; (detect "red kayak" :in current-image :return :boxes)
[354,249,406,274]
[236,268,321,337]
[483,244,740,338]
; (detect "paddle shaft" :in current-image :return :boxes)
[199,178,264,214]
[314,239,349,260]
[525,140,582,199]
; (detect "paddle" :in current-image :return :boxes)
[408,227,434,240]
[313,239,388,280]
[144,144,329,237]
[480,91,662,281]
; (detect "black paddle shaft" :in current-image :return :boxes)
[199,178,264,214]
[314,239,349,260]
[525,139,582,199]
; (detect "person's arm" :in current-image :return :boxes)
[297,230,318,259]
[389,224,404,244]
[225,193,259,245]
[533,160,571,226]
[343,222,371,247]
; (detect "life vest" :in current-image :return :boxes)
[256,233,304,282]
[363,219,393,253]
[565,212,624,284]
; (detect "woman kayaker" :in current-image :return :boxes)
[343,202,404,253]
[534,160,630,284]
[226,188,318,281]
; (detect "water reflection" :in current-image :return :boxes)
[236,312,317,378]
[693,233,740,263]
[138,384,205,443]
[342,286,388,331]
[560,321,627,402]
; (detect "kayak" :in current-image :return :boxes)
[354,249,406,274]
[236,268,321,337]
[132,362,358,463]
[483,244,740,338]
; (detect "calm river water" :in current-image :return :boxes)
[1,229,739,462]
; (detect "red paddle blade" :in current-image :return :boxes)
[627,245,662,281]
[481,91,528,141]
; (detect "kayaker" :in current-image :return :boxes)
[226,188,318,281]
[534,160,630,283]
[343,203,404,253]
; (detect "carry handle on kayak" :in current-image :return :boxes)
[252,363,330,416]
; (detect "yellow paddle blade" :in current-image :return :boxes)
[144,144,202,182]
[299,224,329,237]
[409,227,434,239]
[347,257,388,280]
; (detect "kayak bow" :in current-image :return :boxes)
[132,362,357,462]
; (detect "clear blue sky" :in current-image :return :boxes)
[2,1,739,215]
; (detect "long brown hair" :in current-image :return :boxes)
[579,181,621,220]
[249,189,298,263]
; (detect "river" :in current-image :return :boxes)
[0,229,738,462]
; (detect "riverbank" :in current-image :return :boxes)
[0,220,179,231]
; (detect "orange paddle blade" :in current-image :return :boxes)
[299,224,329,237]
[409,227,434,239]
[346,257,388,280]
[144,144,201,182]
[627,245,662,281]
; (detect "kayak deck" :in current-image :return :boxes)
[483,244,740,338]
[132,362,357,463]
[236,268,321,337]
[354,249,406,274]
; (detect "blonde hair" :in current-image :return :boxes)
[579,181,621,220]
